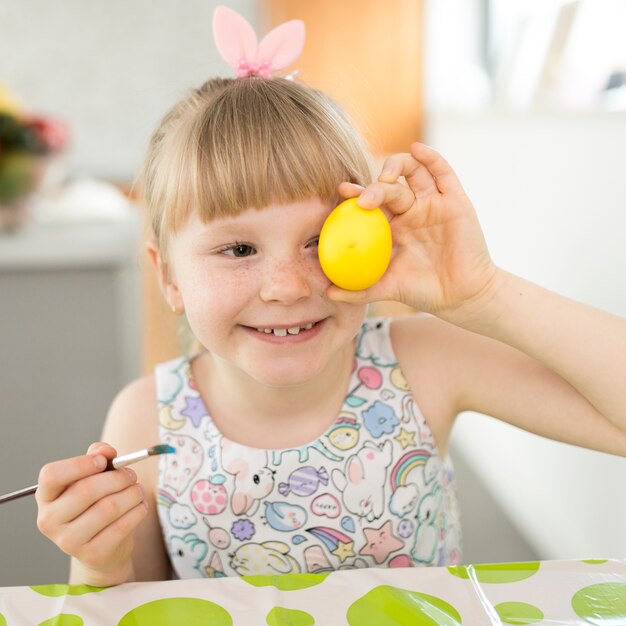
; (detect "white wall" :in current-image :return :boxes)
[427,111,626,559]
[0,0,256,180]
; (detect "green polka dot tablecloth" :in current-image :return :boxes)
[1,559,625,625]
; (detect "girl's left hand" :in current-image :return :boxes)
[329,142,498,318]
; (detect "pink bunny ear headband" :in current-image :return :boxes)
[212,5,305,79]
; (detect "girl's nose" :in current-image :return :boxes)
[259,257,314,304]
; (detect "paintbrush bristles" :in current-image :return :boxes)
[148,444,176,456]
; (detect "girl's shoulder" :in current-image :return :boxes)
[387,313,470,455]
[102,373,159,450]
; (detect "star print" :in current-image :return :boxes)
[359,521,404,564]
[331,540,356,563]
[181,395,207,428]
[394,427,416,449]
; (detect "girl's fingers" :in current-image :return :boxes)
[77,501,148,569]
[55,482,147,554]
[47,467,139,525]
[357,180,415,216]
[378,152,439,197]
[37,454,109,503]
[409,142,464,195]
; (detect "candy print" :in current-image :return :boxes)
[264,501,308,532]
[278,466,329,497]
[191,480,228,515]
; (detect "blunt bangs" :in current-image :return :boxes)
[141,77,373,251]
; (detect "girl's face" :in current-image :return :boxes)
[162,198,367,388]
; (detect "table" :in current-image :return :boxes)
[1,559,625,625]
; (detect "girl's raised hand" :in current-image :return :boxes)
[35,442,147,586]
[329,142,498,318]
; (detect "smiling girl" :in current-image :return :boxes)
[35,7,626,587]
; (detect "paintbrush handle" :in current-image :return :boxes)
[0,484,38,504]
[0,445,174,505]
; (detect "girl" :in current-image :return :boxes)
[36,8,626,587]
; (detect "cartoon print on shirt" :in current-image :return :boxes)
[401,395,435,447]
[170,532,209,578]
[326,412,361,451]
[205,551,227,578]
[162,434,204,495]
[358,520,405,564]
[263,501,308,532]
[190,478,228,515]
[388,448,433,519]
[311,493,341,519]
[180,395,208,428]
[362,400,400,438]
[272,439,343,464]
[159,403,186,430]
[411,485,443,564]
[230,541,301,575]
[355,321,396,367]
[278,466,329,497]
[156,318,462,578]
[331,440,393,522]
[220,437,275,515]
[202,517,231,549]
[346,365,383,408]
[306,526,356,563]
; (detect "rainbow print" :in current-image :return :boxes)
[389,449,431,491]
[306,526,352,553]
[157,488,177,508]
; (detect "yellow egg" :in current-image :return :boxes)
[318,197,392,291]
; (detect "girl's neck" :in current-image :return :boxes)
[191,343,355,448]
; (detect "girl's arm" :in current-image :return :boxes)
[66,376,170,585]
[330,143,626,457]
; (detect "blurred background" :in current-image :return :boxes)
[1,0,625,586]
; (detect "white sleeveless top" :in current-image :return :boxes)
[155,317,462,578]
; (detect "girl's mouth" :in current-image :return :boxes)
[255,322,314,337]
[245,319,324,341]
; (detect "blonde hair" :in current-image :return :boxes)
[140,77,373,255]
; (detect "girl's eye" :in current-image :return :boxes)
[306,237,320,248]
[222,243,256,257]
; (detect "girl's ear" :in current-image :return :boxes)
[145,239,185,315]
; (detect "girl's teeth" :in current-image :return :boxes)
[255,323,315,336]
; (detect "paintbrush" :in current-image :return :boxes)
[0,444,175,504]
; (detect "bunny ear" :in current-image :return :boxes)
[258,20,305,71]
[212,5,259,69]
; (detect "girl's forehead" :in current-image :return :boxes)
[191,197,333,232]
